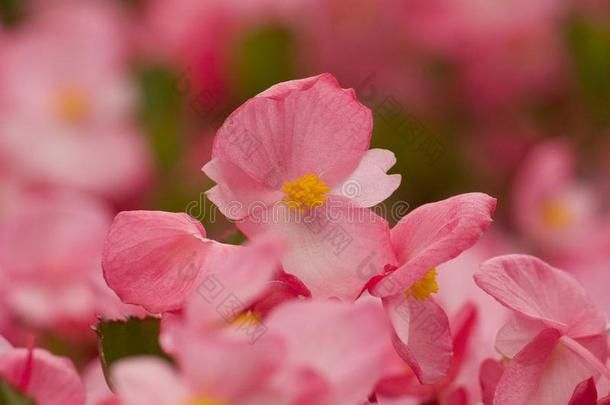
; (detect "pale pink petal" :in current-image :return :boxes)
[185,233,285,329]
[102,210,239,313]
[495,328,602,405]
[383,294,452,384]
[264,299,391,404]
[332,148,401,207]
[83,359,117,405]
[111,357,190,405]
[239,196,395,301]
[202,158,283,221]
[0,348,85,405]
[475,255,606,337]
[495,315,548,358]
[212,73,372,191]
[176,333,285,401]
[372,193,496,297]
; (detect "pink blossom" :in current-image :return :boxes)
[365,193,496,385]
[474,254,610,405]
[0,1,151,202]
[0,338,85,405]
[0,190,144,331]
[203,73,400,301]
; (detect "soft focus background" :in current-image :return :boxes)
[0,0,609,377]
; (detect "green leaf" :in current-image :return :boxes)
[95,317,173,387]
[0,378,34,405]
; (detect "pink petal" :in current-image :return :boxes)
[102,210,239,313]
[568,378,598,405]
[0,348,85,405]
[495,328,602,405]
[239,195,395,301]
[372,193,496,297]
[495,315,548,358]
[211,73,372,191]
[475,255,606,337]
[383,294,453,384]
[111,357,190,405]
[185,233,285,329]
[202,158,283,221]
[332,148,401,207]
[479,359,504,405]
[264,299,391,404]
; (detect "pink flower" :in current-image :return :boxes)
[0,339,85,405]
[0,1,151,202]
[365,193,496,385]
[474,254,610,405]
[112,299,390,405]
[567,377,610,405]
[512,140,610,262]
[203,73,400,301]
[82,359,118,405]
[0,190,144,330]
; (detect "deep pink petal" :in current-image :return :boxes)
[372,193,496,297]
[495,328,602,405]
[239,195,396,301]
[475,255,606,337]
[102,210,239,313]
[332,148,401,208]
[568,378,598,405]
[383,294,453,384]
[211,73,372,190]
[479,359,504,405]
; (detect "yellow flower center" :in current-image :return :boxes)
[55,87,90,124]
[405,269,439,301]
[541,199,572,231]
[232,311,260,327]
[282,173,330,211]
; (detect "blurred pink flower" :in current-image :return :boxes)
[0,1,151,202]
[402,0,566,109]
[82,359,118,405]
[0,339,85,405]
[0,190,145,330]
[204,73,400,301]
[512,140,610,262]
[364,193,496,385]
[475,254,609,405]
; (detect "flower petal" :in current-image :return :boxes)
[332,148,401,207]
[211,73,372,190]
[372,193,496,297]
[495,328,602,405]
[0,348,85,405]
[383,293,453,384]
[102,210,239,313]
[111,357,190,405]
[239,195,395,301]
[567,377,598,405]
[475,255,606,337]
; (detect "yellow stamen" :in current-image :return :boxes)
[232,311,260,327]
[541,199,572,231]
[405,269,439,301]
[282,173,330,211]
[55,87,90,124]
